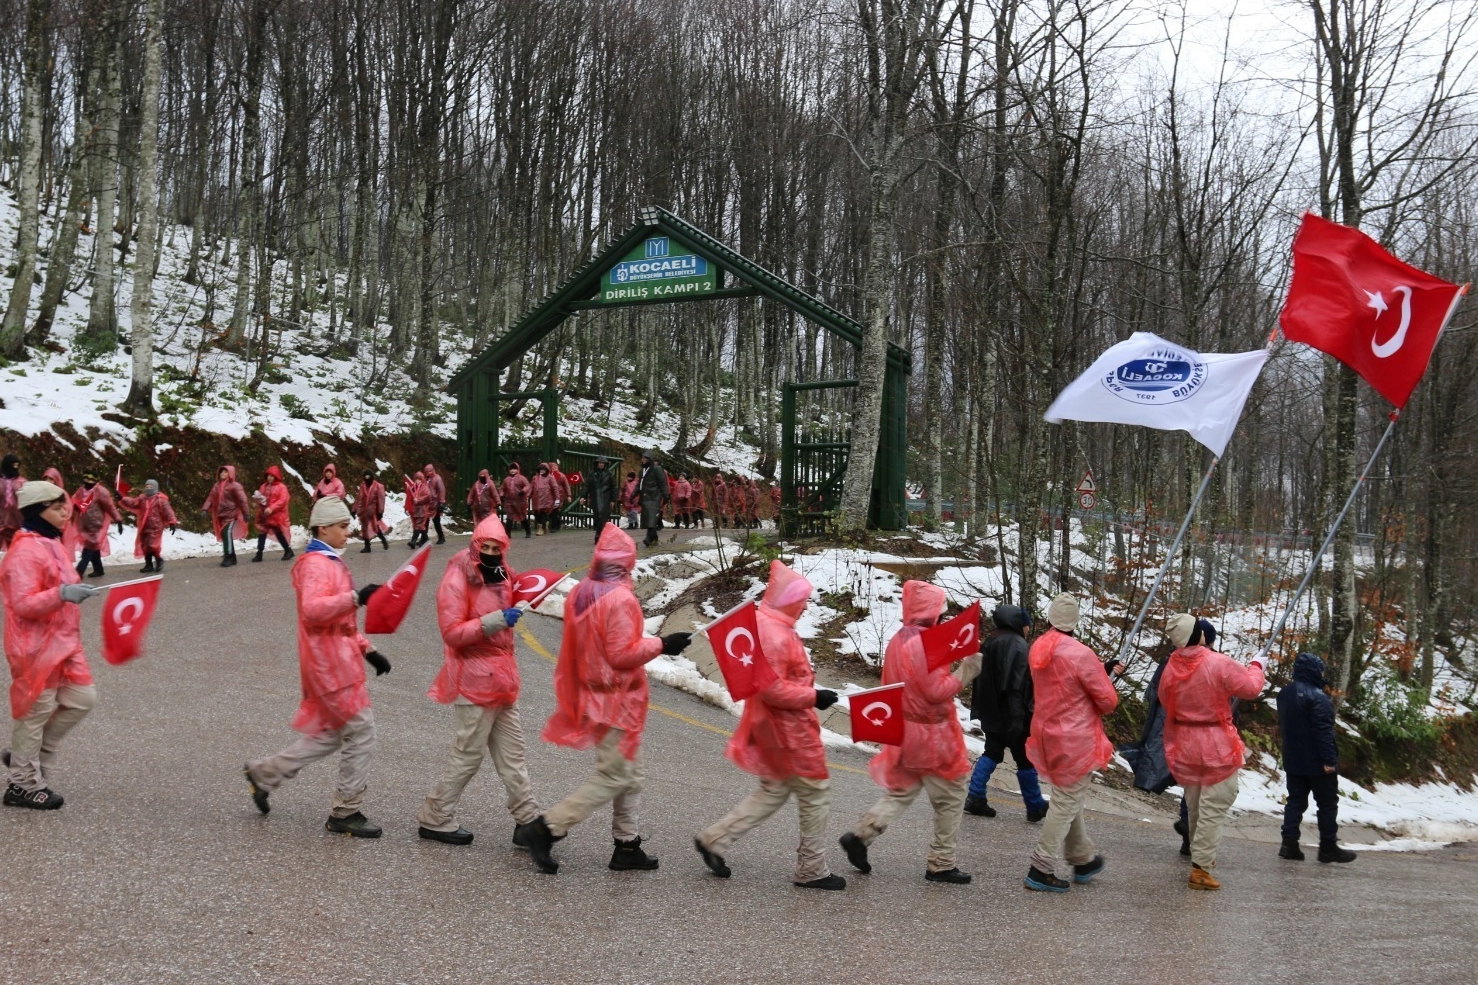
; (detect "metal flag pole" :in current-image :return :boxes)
[1117,455,1220,665]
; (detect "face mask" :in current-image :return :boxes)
[479,555,507,582]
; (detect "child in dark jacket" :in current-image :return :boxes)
[1276,653,1356,863]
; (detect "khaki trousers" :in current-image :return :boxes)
[544,729,643,841]
[699,775,833,883]
[1030,774,1097,874]
[417,699,540,831]
[7,684,96,791]
[1184,773,1240,870]
[853,773,967,873]
[248,708,376,818]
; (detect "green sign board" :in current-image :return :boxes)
[598,236,718,304]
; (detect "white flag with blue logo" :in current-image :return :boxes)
[1044,332,1269,457]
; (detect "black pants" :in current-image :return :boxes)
[982,732,1034,771]
[593,510,610,540]
[257,531,290,555]
[221,521,237,557]
[76,548,104,576]
[534,510,551,532]
[432,510,445,542]
[1282,772,1340,844]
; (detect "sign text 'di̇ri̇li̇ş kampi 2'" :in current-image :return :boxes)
[599,236,717,304]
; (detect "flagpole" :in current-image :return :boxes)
[101,574,165,590]
[1117,455,1220,665]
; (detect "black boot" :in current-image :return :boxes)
[964,794,996,818]
[925,868,972,884]
[838,832,871,873]
[141,558,155,573]
[221,555,237,567]
[609,836,659,871]
[1318,842,1356,863]
[693,837,731,877]
[380,534,389,550]
[1175,818,1191,856]
[281,546,294,560]
[360,542,373,554]
[514,816,559,874]
[794,874,846,891]
[154,558,164,574]
[1279,838,1305,861]
[251,552,264,563]
[324,812,382,838]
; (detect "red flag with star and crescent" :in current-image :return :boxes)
[701,599,778,701]
[101,576,162,665]
[920,601,983,672]
[848,682,906,745]
[1279,212,1466,408]
[510,568,565,609]
[364,545,431,634]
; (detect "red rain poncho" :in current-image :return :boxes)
[690,482,706,512]
[356,479,388,537]
[541,524,663,759]
[467,470,500,523]
[423,464,447,506]
[290,549,371,734]
[121,491,178,557]
[725,561,828,781]
[42,468,78,554]
[0,529,93,718]
[620,477,639,512]
[671,477,691,508]
[1025,628,1119,787]
[868,581,971,789]
[712,478,727,513]
[254,467,292,539]
[0,472,25,548]
[314,464,346,501]
[201,465,251,541]
[429,514,520,708]
[71,482,122,555]
[550,465,571,506]
[1159,645,1266,786]
[405,472,432,531]
[500,468,531,522]
[530,470,558,512]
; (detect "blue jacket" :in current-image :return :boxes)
[1276,653,1339,775]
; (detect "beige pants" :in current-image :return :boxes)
[1184,773,1240,869]
[699,775,833,883]
[248,708,376,818]
[7,684,96,791]
[853,773,967,873]
[1030,774,1096,874]
[544,728,643,841]
[418,699,540,831]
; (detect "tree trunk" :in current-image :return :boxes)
[0,0,51,358]
[123,0,165,416]
[84,22,122,346]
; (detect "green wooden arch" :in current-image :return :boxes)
[448,206,912,529]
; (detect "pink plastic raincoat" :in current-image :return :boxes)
[290,550,371,734]
[0,530,93,718]
[201,465,251,541]
[1159,645,1266,786]
[429,514,520,708]
[1025,628,1119,787]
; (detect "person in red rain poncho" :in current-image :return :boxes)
[314,464,346,501]
[529,464,558,537]
[1,481,100,810]
[689,476,708,528]
[711,475,727,529]
[671,474,692,529]
[1023,593,1122,893]
[356,470,389,553]
[423,463,448,544]
[244,495,392,838]
[251,465,294,562]
[548,461,571,533]
[500,463,532,538]
[120,479,178,574]
[518,524,693,875]
[201,465,250,567]
[837,581,982,884]
[693,561,846,890]
[1159,613,1267,891]
[620,471,640,529]
[70,473,122,579]
[0,454,26,550]
[466,469,500,527]
[404,470,433,549]
[416,514,541,845]
[41,467,79,556]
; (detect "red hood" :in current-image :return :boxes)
[590,523,637,581]
[322,464,337,480]
[471,512,511,556]
[264,465,284,483]
[902,579,945,628]
[761,560,813,622]
[423,464,437,476]
[219,465,238,483]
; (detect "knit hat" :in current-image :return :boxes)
[1168,614,1218,649]
[309,495,352,528]
[17,480,67,511]
[1046,592,1080,632]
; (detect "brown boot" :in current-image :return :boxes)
[1188,864,1221,891]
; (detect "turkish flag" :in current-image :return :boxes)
[701,599,777,701]
[114,464,131,497]
[101,576,162,665]
[920,601,983,672]
[510,568,565,609]
[1279,212,1465,408]
[848,683,906,745]
[364,545,431,634]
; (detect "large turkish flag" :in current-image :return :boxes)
[510,568,565,609]
[364,545,431,634]
[848,683,906,746]
[701,600,777,701]
[1279,212,1465,408]
[101,576,162,665]
[920,601,983,672]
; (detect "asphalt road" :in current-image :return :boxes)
[3,529,1475,984]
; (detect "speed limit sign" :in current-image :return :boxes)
[1079,491,1096,510]
[1076,470,1097,511]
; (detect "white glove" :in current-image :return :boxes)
[954,652,983,685]
[60,583,99,604]
[480,610,509,636]
[1249,656,1268,672]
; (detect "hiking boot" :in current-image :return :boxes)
[513,823,530,849]
[220,557,235,567]
[360,544,373,554]
[925,868,972,885]
[515,816,559,874]
[244,765,269,815]
[1279,838,1305,861]
[154,559,164,573]
[1024,867,1070,892]
[281,548,295,560]
[419,826,474,846]
[1026,804,1049,823]
[1180,833,1192,857]
[1176,820,1191,856]
[1189,864,1221,890]
[251,552,263,563]
[5,783,64,809]
[693,837,731,878]
[1072,856,1106,883]
[609,836,659,871]
[838,832,871,873]
[324,812,382,838]
[963,795,996,818]
[141,559,155,573]
[1318,843,1357,863]
[794,874,846,891]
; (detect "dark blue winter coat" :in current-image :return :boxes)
[970,605,1033,738]
[1120,658,1175,794]
[1276,653,1339,775]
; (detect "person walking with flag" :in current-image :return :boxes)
[1,481,99,810]
[120,479,178,574]
[518,524,692,874]
[1023,593,1121,893]
[416,513,541,846]
[966,604,1049,821]
[251,465,294,562]
[201,465,250,567]
[70,473,122,579]
[838,580,981,884]
[244,495,391,838]
[693,561,845,890]
[356,471,390,553]
[423,463,448,544]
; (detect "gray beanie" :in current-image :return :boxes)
[309,495,352,528]
[1046,592,1081,633]
[17,480,67,511]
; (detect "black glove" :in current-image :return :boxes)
[168,525,178,533]
[377,513,384,521]
[364,649,391,676]
[660,632,693,656]
[357,583,381,606]
[814,689,839,710]
[117,521,125,534]
[1103,658,1125,678]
